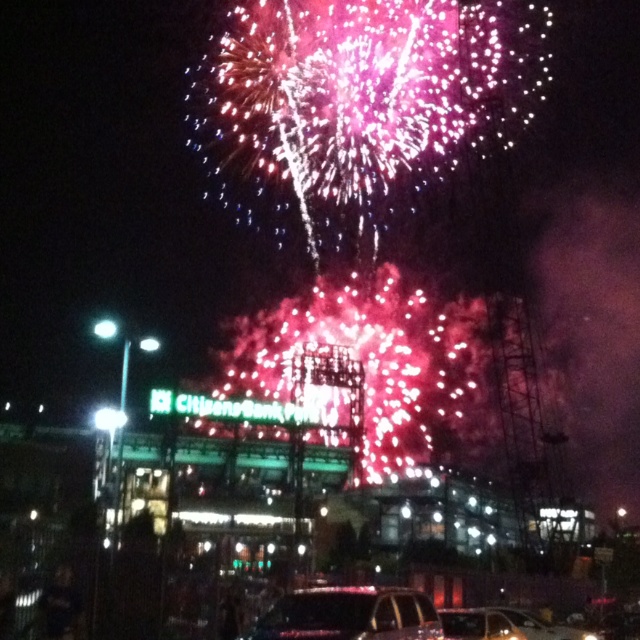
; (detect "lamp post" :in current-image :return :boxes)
[616,507,628,540]
[95,407,128,544]
[94,319,160,552]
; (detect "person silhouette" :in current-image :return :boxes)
[37,565,86,640]
[0,573,16,640]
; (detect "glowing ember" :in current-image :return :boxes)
[197,264,490,485]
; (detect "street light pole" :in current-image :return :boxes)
[113,337,131,553]
[94,320,159,556]
[120,338,131,412]
[94,407,127,505]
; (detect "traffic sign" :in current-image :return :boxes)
[594,547,614,564]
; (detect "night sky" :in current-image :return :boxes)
[2,0,640,524]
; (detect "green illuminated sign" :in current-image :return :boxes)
[149,389,320,426]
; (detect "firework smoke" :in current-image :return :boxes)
[191,264,499,484]
[534,179,640,520]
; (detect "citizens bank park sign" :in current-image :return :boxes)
[149,388,321,426]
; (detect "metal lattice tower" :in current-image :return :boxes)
[457,3,571,553]
[487,294,552,550]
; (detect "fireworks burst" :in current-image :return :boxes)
[194,264,493,485]
[186,0,553,251]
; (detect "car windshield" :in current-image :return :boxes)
[440,613,486,637]
[498,610,553,629]
[258,593,377,631]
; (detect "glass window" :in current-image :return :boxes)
[496,610,547,629]
[487,614,511,637]
[394,595,420,628]
[381,514,399,543]
[374,597,398,631]
[259,593,377,631]
[415,594,438,623]
[440,613,486,637]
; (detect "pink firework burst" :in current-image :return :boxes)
[189,0,553,205]
[195,264,493,485]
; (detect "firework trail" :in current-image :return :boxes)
[191,264,496,484]
[187,0,553,258]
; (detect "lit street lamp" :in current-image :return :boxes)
[95,407,127,542]
[95,407,127,471]
[94,320,160,412]
[95,407,128,434]
[616,507,628,536]
[94,319,160,551]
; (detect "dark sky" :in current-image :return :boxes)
[2,0,640,521]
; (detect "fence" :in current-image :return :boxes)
[1,518,600,640]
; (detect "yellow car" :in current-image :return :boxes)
[439,608,529,640]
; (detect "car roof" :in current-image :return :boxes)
[292,586,426,596]
[489,608,531,613]
[489,609,547,618]
[439,608,491,614]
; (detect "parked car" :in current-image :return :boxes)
[439,608,528,640]
[489,607,601,640]
[238,586,443,640]
[596,611,640,640]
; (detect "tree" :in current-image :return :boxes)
[328,522,358,569]
[357,523,373,561]
[121,509,157,551]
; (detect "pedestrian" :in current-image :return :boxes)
[37,564,86,640]
[220,585,246,640]
[0,573,16,640]
[258,579,283,618]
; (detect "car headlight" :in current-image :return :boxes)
[583,633,599,640]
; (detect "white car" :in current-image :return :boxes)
[488,608,601,640]
[240,586,444,640]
